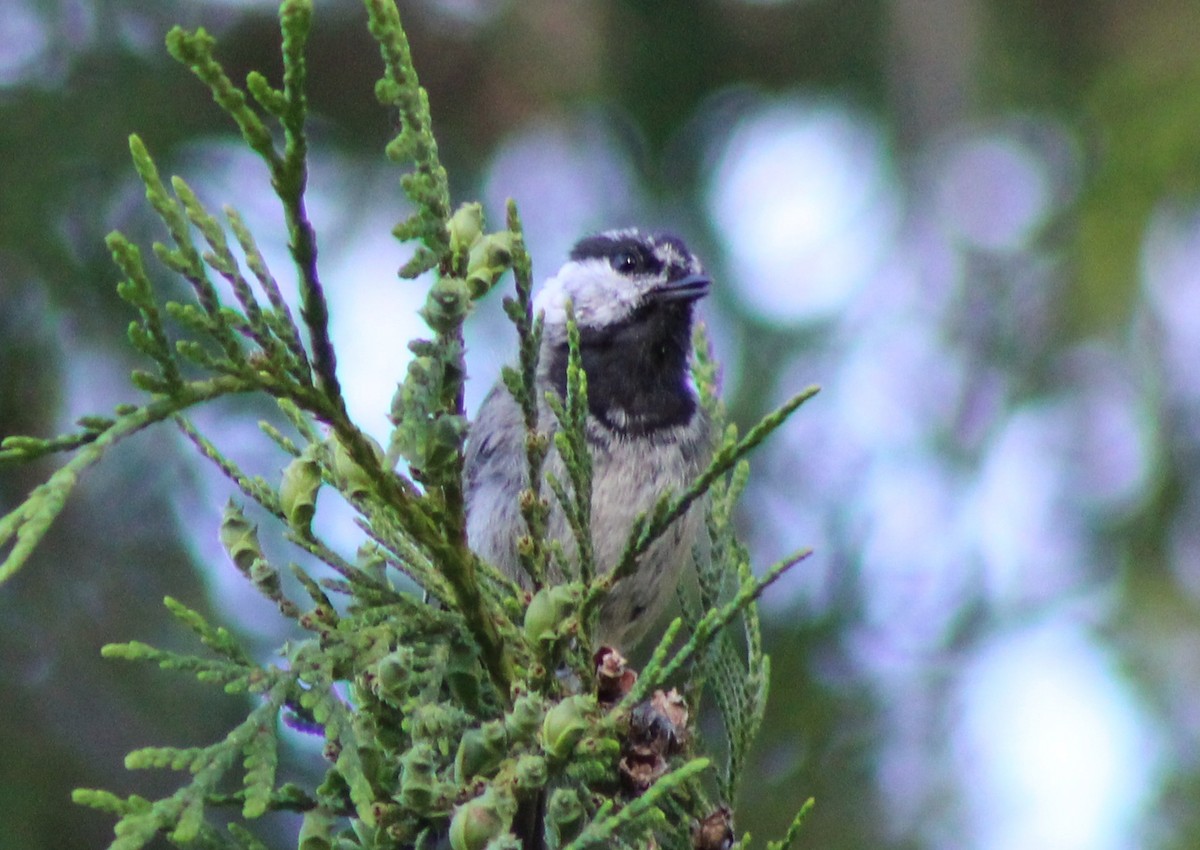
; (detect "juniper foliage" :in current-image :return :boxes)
[0,2,817,848]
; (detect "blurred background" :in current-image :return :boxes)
[3,0,1200,847]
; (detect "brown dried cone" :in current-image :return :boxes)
[648,688,689,734]
[595,647,638,706]
[691,804,735,850]
[619,688,689,795]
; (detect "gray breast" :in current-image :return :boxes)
[464,380,711,648]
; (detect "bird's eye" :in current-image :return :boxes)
[612,250,641,274]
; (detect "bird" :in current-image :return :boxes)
[464,229,714,649]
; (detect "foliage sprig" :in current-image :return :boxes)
[1,3,820,849]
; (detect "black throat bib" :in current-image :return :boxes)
[549,301,696,437]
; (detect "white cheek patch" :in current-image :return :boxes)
[533,259,645,330]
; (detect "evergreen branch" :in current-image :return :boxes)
[219,499,301,619]
[631,385,818,573]
[72,789,151,817]
[728,541,768,800]
[0,416,112,463]
[383,348,518,693]
[290,562,336,616]
[119,696,287,847]
[165,27,277,163]
[0,375,255,584]
[340,596,469,643]
[502,200,551,586]
[277,396,322,445]
[126,136,209,307]
[546,303,596,584]
[297,809,340,847]
[173,178,262,327]
[106,798,178,850]
[691,322,722,415]
[228,823,273,850]
[41,6,820,845]
[176,417,282,513]
[693,488,756,797]
[682,449,773,800]
[408,301,471,527]
[168,8,342,415]
[465,537,526,607]
[351,2,517,694]
[707,642,750,797]
[326,416,431,547]
[295,671,379,824]
[733,656,770,798]
[180,415,415,614]
[618,550,810,712]
[285,522,400,600]
[562,758,710,850]
[123,745,208,772]
[204,784,317,814]
[171,177,293,372]
[364,0,451,274]
[766,798,816,850]
[162,300,217,339]
[701,635,745,756]
[241,698,282,818]
[226,206,313,381]
[273,0,344,415]
[279,0,312,153]
[108,230,182,390]
[162,596,255,666]
[584,385,820,622]
[543,469,583,568]
[354,513,454,604]
[100,642,253,690]
[652,549,807,688]
[174,337,241,377]
[127,136,247,366]
[434,546,516,700]
[629,618,686,701]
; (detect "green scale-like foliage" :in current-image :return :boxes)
[0,2,816,848]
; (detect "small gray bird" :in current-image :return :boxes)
[464,229,714,649]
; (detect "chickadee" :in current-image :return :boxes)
[464,229,714,649]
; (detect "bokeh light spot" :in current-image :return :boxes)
[936,131,1051,252]
[707,97,899,323]
[953,623,1162,850]
[0,2,49,85]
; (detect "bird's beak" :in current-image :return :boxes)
[650,273,711,303]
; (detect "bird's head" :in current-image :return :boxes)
[532,230,711,434]
[533,229,710,340]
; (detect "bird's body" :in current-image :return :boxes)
[464,230,714,649]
